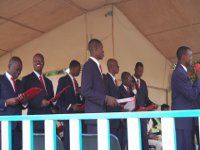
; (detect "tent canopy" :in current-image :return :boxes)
[0,0,200,62]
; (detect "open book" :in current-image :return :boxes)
[18,87,43,102]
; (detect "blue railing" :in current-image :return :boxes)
[1,110,200,150]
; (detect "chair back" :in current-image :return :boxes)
[82,134,121,150]
[34,133,64,150]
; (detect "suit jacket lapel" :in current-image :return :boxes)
[89,59,102,78]
[3,74,15,93]
[67,75,76,96]
[32,72,43,88]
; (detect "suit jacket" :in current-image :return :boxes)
[0,74,24,129]
[118,84,134,99]
[171,64,200,129]
[22,72,54,131]
[104,73,121,129]
[56,74,82,114]
[81,58,106,125]
[132,77,153,108]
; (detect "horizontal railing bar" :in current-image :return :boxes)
[0,110,199,121]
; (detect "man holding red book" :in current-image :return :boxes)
[22,53,54,133]
[0,56,27,150]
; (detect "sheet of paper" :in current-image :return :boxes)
[117,97,135,104]
[124,101,135,111]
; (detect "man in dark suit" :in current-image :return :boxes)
[0,56,27,150]
[132,62,158,150]
[118,71,135,150]
[22,53,54,133]
[56,60,82,150]
[119,72,135,99]
[104,58,122,147]
[81,38,118,134]
[171,46,200,150]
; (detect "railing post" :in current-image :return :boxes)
[70,119,82,150]
[45,120,56,150]
[1,121,12,150]
[97,119,110,150]
[198,117,200,145]
[127,118,142,150]
[22,120,33,150]
[161,118,176,150]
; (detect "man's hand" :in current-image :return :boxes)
[6,97,19,106]
[71,104,84,112]
[41,99,50,107]
[105,96,119,107]
[17,94,28,103]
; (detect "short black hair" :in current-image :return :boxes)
[135,62,143,69]
[9,56,22,66]
[176,46,190,60]
[121,72,130,80]
[69,60,81,69]
[161,104,169,110]
[88,39,102,52]
[107,58,117,70]
[33,53,44,60]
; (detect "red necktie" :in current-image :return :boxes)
[114,79,118,87]
[39,75,46,92]
[73,77,79,95]
[11,77,16,92]
[136,79,140,90]
[127,87,130,96]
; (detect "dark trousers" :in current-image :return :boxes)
[0,124,22,150]
[176,129,195,150]
[63,120,70,150]
[87,124,97,134]
[110,126,123,150]
[141,119,149,150]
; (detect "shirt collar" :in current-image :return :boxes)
[133,76,140,82]
[5,72,13,81]
[108,72,116,81]
[68,73,73,81]
[180,64,187,72]
[90,57,100,67]
[123,84,129,91]
[68,73,77,92]
[33,70,41,79]
[5,72,16,91]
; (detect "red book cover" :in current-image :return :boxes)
[137,104,157,111]
[19,87,43,102]
[49,85,71,102]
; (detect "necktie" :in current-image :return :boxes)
[73,77,79,95]
[136,79,140,90]
[39,75,46,92]
[127,87,130,96]
[114,79,118,87]
[11,77,16,92]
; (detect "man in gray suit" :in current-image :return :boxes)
[81,39,118,133]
